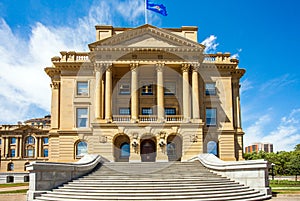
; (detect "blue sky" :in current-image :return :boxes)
[0,0,299,152]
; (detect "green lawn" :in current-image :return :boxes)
[270,180,300,194]
[0,183,29,188]
[0,189,28,194]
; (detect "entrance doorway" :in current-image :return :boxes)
[167,135,182,161]
[141,139,156,162]
[113,134,130,162]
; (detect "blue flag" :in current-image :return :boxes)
[147,0,168,16]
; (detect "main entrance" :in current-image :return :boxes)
[141,139,156,162]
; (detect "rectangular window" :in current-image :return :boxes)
[142,84,153,95]
[164,82,176,95]
[165,108,176,115]
[142,108,153,115]
[43,137,49,144]
[10,149,15,157]
[206,108,217,126]
[27,149,34,157]
[10,138,16,144]
[119,84,130,95]
[43,149,49,157]
[119,108,131,115]
[77,81,89,96]
[76,108,88,128]
[205,83,216,95]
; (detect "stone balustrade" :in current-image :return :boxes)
[51,51,90,62]
[0,124,50,131]
[26,154,108,201]
[204,52,239,64]
[191,154,272,196]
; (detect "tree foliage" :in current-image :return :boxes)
[244,144,300,176]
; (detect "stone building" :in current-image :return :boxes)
[245,143,274,153]
[45,24,245,163]
[0,116,50,183]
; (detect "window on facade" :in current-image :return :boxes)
[76,108,88,128]
[10,137,16,144]
[24,162,30,171]
[43,149,49,157]
[164,82,176,95]
[77,81,89,96]
[206,108,217,126]
[165,108,176,115]
[10,149,15,157]
[141,84,153,95]
[26,136,35,144]
[120,143,130,158]
[142,108,153,115]
[76,141,88,158]
[0,138,2,145]
[7,163,14,171]
[26,146,34,158]
[119,83,130,95]
[119,108,130,115]
[43,137,49,144]
[205,83,216,95]
[207,141,218,156]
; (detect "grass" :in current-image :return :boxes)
[0,189,28,194]
[0,183,29,188]
[270,180,300,187]
[270,180,300,194]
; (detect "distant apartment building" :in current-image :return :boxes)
[245,143,273,153]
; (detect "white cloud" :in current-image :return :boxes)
[240,79,253,94]
[0,0,146,124]
[244,109,300,152]
[259,74,297,93]
[231,48,242,59]
[201,35,219,53]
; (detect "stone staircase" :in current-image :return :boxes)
[34,161,271,201]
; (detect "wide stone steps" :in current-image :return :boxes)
[34,161,270,201]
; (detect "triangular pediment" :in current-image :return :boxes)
[89,24,204,50]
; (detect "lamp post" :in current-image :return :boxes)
[271,163,275,180]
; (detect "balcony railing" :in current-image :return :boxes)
[113,115,131,122]
[111,115,184,123]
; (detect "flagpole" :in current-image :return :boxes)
[145,0,148,24]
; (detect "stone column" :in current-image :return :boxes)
[15,137,19,158]
[192,64,200,120]
[51,81,60,129]
[34,137,38,158]
[130,63,139,122]
[156,63,165,122]
[182,63,191,122]
[95,65,103,120]
[19,137,23,158]
[5,137,9,158]
[105,65,113,122]
[39,137,43,157]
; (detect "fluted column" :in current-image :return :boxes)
[156,63,165,122]
[34,137,38,158]
[130,63,139,122]
[15,137,19,157]
[5,137,9,157]
[182,63,191,122]
[192,64,200,119]
[19,137,23,158]
[95,65,103,120]
[105,65,113,122]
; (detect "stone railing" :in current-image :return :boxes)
[113,115,131,122]
[165,115,183,122]
[191,154,272,197]
[203,52,239,64]
[139,115,158,122]
[26,154,108,201]
[51,51,90,62]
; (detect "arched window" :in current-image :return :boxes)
[207,141,218,156]
[76,141,88,158]
[26,136,35,144]
[7,162,14,171]
[24,162,30,171]
[25,136,35,158]
[167,142,176,157]
[120,143,130,158]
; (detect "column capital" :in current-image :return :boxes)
[156,63,165,72]
[130,63,139,71]
[97,62,113,71]
[191,62,201,72]
[181,63,191,72]
[51,81,60,89]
